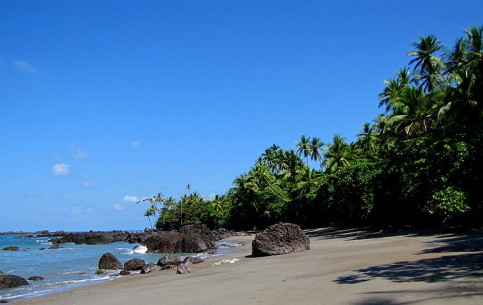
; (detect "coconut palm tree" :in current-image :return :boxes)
[356,122,379,151]
[296,135,311,165]
[386,86,439,136]
[409,35,446,92]
[379,67,411,112]
[323,134,352,172]
[294,167,321,200]
[442,26,483,123]
[309,137,324,164]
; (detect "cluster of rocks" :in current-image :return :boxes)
[98,252,204,276]
[0,273,44,290]
[50,225,234,254]
[1,223,309,302]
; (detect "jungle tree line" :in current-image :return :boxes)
[141,26,483,231]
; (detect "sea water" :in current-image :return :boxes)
[0,234,241,302]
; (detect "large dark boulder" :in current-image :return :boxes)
[0,275,29,289]
[124,258,146,271]
[98,253,122,270]
[252,223,310,256]
[143,231,184,253]
[141,225,227,253]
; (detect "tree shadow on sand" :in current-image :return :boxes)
[336,231,483,284]
[335,230,483,304]
[420,231,483,254]
[336,252,482,284]
[304,226,446,241]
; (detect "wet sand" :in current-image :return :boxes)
[13,227,483,305]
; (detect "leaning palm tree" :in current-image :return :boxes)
[379,67,411,112]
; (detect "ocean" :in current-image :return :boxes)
[0,233,239,302]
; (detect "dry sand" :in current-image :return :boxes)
[14,227,483,305]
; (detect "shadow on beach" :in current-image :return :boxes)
[333,229,483,304]
[334,230,483,284]
[304,225,483,241]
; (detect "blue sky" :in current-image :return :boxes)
[1,1,481,232]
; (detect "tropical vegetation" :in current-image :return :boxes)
[140,26,483,231]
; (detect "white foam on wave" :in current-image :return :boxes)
[118,247,133,255]
[133,244,148,254]
[40,276,111,288]
[1,288,55,301]
[60,271,86,275]
[119,244,148,255]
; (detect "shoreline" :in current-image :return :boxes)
[1,237,248,303]
[10,227,483,305]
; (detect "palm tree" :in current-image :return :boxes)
[309,137,324,163]
[294,167,321,200]
[278,150,303,182]
[296,135,311,164]
[211,195,224,211]
[409,35,446,92]
[356,122,379,151]
[323,134,352,172]
[143,203,157,229]
[379,67,411,112]
[443,26,483,122]
[385,86,439,136]
[262,144,283,174]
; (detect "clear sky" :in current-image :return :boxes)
[1,0,481,232]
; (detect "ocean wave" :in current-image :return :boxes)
[119,244,148,255]
[60,271,86,275]
[39,277,111,288]
[1,289,54,301]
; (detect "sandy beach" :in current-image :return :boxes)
[13,227,483,305]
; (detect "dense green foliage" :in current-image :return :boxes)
[141,26,483,231]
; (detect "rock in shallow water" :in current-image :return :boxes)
[0,275,29,289]
[2,246,19,251]
[98,252,122,270]
[252,223,310,257]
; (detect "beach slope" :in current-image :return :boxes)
[13,228,483,305]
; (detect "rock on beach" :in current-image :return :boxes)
[252,222,310,256]
[124,258,146,271]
